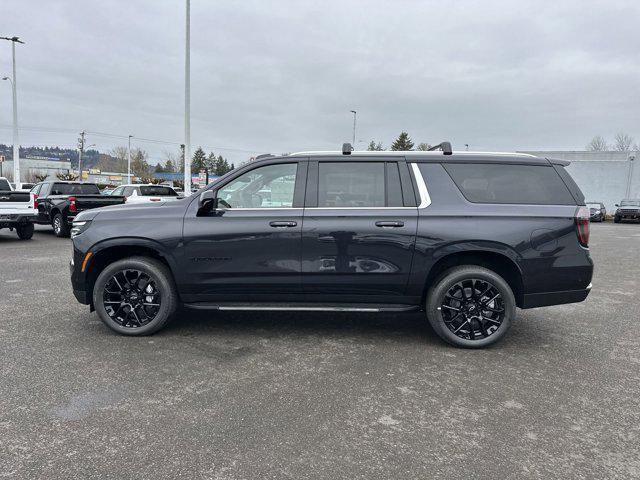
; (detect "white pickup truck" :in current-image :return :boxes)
[0,177,37,240]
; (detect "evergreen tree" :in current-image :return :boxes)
[131,148,151,178]
[154,163,165,173]
[164,159,175,173]
[367,140,384,151]
[191,147,207,172]
[391,132,414,151]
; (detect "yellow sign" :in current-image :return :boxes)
[109,175,122,181]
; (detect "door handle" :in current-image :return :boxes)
[375,220,404,228]
[269,220,297,228]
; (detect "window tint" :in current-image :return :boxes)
[111,186,124,196]
[123,186,135,196]
[140,186,178,196]
[444,163,575,205]
[318,162,385,207]
[51,183,101,195]
[31,184,42,196]
[0,178,11,191]
[217,163,297,208]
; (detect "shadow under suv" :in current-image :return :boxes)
[70,144,593,348]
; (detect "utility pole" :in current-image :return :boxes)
[184,0,192,193]
[128,135,133,183]
[350,110,357,146]
[1,36,24,182]
[77,131,85,180]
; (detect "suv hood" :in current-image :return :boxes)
[73,200,170,222]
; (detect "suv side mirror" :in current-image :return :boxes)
[197,190,216,215]
[615,204,619,207]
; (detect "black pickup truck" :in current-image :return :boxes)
[31,181,125,237]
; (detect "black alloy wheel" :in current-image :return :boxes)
[439,278,505,341]
[93,256,177,335]
[426,265,515,348]
[103,269,161,328]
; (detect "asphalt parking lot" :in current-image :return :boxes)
[1,223,639,479]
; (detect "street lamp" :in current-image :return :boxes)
[1,36,24,183]
[350,110,357,146]
[128,135,133,183]
[183,0,192,193]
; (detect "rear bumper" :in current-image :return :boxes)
[521,283,592,309]
[0,213,36,228]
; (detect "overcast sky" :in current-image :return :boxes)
[1,0,639,165]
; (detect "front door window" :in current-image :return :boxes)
[216,163,297,209]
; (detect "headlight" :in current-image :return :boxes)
[71,220,92,238]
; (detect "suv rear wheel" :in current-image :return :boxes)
[93,256,177,335]
[426,265,515,348]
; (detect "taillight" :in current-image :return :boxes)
[575,206,590,247]
[69,196,77,213]
[33,194,38,209]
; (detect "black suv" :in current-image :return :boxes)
[614,199,640,223]
[70,145,593,348]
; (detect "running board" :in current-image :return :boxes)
[183,302,420,313]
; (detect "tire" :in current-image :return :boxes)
[93,256,178,336]
[16,223,34,240]
[52,213,70,237]
[426,265,516,348]
[614,216,620,224]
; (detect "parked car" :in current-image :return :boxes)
[0,176,36,239]
[102,188,115,196]
[10,182,35,192]
[70,145,593,348]
[613,199,640,223]
[31,181,126,237]
[109,184,181,203]
[586,201,606,222]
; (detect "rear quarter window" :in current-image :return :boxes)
[443,163,576,205]
[140,186,178,196]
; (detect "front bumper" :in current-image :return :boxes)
[521,283,592,309]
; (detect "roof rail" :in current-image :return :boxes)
[254,153,274,160]
[427,141,453,155]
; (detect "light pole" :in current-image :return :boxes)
[183,0,192,193]
[350,110,357,146]
[128,135,133,183]
[1,36,24,183]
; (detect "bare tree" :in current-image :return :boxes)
[56,172,79,181]
[416,142,432,151]
[367,140,384,151]
[586,135,608,151]
[614,132,634,152]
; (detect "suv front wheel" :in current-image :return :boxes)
[93,256,178,335]
[426,266,516,348]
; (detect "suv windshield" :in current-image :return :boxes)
[51,183,101,195]
[620,200,640,207]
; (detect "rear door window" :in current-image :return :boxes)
[0,178,10,191]
[443,163,576,205]
[51,183,101,195]
[318,162,385,207]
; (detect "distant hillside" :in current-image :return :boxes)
[0,144,104,169]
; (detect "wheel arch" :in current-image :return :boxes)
[84,238,180,305]
[422,249,525,307]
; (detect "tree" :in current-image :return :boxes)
[367,140,384,151]
[586,136,608,151]
[614,133,634,152]
[32,172,49,182]
[164,159,175,173]
[130,148,151,178]
[108,146,128,172]
[391,132,414,151]
[56,172,79,181]
[154,163,166,173]
[416,142,432,151]
[191,147,207,172]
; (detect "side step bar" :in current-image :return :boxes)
[183,303,421,313]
